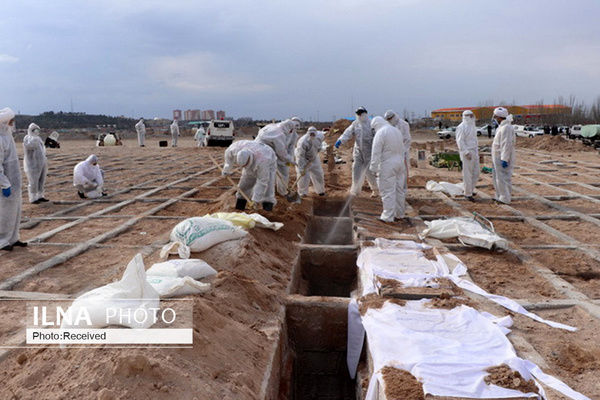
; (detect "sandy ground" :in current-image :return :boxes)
[0,134,599,399]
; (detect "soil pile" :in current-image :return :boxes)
[358,293,406,315]
[517,135,593,152]
[381,366,424,400]
[426,292,474,310]
[484,364,539,394]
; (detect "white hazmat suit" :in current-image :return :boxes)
[255,119,295,195]
[194,127,206,147]
[135,119,146,147]
[336,112,378,196]
[295,127,325,196]
[170,120,179,147]
[0,108,23,250]
[23,123,48,203]
[491,108,516,204]
[223,140,277,206]
[384,110,411,189]
[369,116,406,222]
[455,110,480,198]
[73,155,105,199]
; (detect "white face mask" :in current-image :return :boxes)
[358,114,368,123]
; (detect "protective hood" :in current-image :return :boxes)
[462,110,476,126]
[86,154,98,165]
[0,107,15,136]
[370,116,388,131]
[236,149,253,167]
[307,126,317,136]
[384,110,400,126]
[493,107,508,119]
[290,116,301,130]
[278,119,296,134]
[28,123,41,136]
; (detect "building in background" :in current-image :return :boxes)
[431,105,572,123]
[216,110,226,120]
[173,109,182,120]
[202,110,215,120]
[184,109,202,121]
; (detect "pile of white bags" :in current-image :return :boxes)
[146,259,216,298]
[61,254,159,329]
[161,217,247,259]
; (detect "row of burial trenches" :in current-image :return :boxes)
[278,198,358,399]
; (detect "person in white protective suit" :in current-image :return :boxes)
[0,108,27,251]
[194,126,206,147]
[491,107,516,204]
[170,119,179,147]
[369,116,406,222]
[73,154,105,199]
[295,126,325,197]
[384,110,411,190]
[455,110,480,201]
[223,140,277,211]
[23,123,49,204]
[255,119,295,195]
[334,107,378,197]
[135,118,146,147]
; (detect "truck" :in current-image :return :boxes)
[205,120,235,147]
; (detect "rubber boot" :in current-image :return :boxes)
[235,198,247,210]
[262,202,274,211]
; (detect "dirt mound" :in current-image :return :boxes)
[323,119,352,145]
[381,366,424,400]
[551,343,600,374]
[426,292,474,310]
[517,135,594,152]
[484,364,539,394]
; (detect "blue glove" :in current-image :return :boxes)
[1,187,10,197]
[501,160,509,168]
[334,140,342,149]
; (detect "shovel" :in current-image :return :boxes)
[208,153,253,206]
[276,170,302,203]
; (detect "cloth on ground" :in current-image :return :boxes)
[206,212,283,231]
[420,217,508,249]
[425,180,464,197]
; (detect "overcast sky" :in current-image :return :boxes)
[1,0,599,120]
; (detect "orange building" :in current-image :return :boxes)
[431,105,571,122]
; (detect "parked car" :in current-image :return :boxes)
[205,120,235,146]
[437,127,456,139]
[515,125,544,138]
[476,124,495,137]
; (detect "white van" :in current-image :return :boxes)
[205,120,235,146]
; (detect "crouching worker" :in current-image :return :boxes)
[223,140,277,211]
[295,126,325,197]
[73,154,106,199]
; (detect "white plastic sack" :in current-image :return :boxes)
[61,254,159,329]
[420,217,508,249]
[147,259,217,280]
[161,217,247,259]
[426,180,464,197]
[146,276,211,298]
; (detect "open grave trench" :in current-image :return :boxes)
[2,139,600,398]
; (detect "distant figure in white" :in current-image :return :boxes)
[335,107,378,197]
[384,110,411,189]
[455,110,480,201]
[369,116,406,222]
[295,126,325,197]
[170,119,179,147]
[491,107,516,204]
[135,118,146,147]
[23,123,49,204]
[194,126,206,147]
[73,155,105,199]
